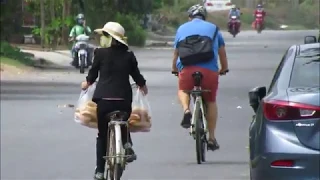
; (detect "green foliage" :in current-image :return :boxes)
[296,0,319,28]
[32,16,75,46]
[153,0,163,10]
[115,13,146,46]
[0,41,34,65]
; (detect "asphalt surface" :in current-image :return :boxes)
[1,30,319,180]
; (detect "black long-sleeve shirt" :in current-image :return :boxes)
[86,47,146,102]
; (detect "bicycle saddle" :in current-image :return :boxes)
[106,110,128,121]
[192,71,203,86]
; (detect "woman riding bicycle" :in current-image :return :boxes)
[81,21,148,180]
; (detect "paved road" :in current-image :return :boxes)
[1,30,318,180]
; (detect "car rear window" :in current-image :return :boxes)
[289,47,320,87]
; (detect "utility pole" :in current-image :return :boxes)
[292,0,299,8]
[174,0,178,10]
[40,0,45,48]
[245,0,253,8]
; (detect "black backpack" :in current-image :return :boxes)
[177,27,219,66]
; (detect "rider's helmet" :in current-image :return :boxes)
[257,4,263,9]
[231,4,236,9]
[76,13,85,25]
[187,4,207,20]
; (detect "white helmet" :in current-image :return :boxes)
[187,4,207,20]
[231,4,236,9]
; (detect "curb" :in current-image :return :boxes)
[145,41,174,47]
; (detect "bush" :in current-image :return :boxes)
[0,41,34,65]
[115,13,147,46]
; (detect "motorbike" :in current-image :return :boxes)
[229,16,239,38]
[73,34,92,74]
[254,14,264,33]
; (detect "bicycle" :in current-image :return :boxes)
[172,69,229,164]
[103,83,138,180]
[104,111,130,180]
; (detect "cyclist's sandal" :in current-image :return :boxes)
[94,172,105,180]
[125,147,137,163]
[181,110,192,129]
[207,138,220,151]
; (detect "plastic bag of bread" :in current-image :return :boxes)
[74,82,98,129]
[128,89,152,133]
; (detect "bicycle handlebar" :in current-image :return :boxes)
[171,69,229,76]
[219,69,229,75]
[172,71,179,76]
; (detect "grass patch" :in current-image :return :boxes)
[1,41,35,66]
[0,56,28,67]
[154,0,319,33]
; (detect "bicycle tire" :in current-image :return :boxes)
[199,109,206,162]
[113,163,123,180]
[195,101,203,164]
[107,126,123,180]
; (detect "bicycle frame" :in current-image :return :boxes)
[107,120,128,165]
[190,95,208,137]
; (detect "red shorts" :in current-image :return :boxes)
[178,66,219,102]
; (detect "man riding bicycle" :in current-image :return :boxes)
[171,4,229,151]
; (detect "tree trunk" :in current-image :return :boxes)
[62,0,71,45]
[40,0,45,48]
[50,0,55,20]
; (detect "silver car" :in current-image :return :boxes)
[248,42,320,180]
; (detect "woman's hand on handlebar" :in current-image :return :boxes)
[81,81,90,90]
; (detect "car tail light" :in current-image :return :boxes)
[263,100,320,120]
[206,2,213,6]
[271,160,294,167]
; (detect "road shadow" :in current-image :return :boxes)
[186,160,248,166]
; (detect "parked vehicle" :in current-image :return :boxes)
[204,0,232,12]
[248,42,320,180]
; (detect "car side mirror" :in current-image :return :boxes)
[248,86,267,113]
[304,36,317,44]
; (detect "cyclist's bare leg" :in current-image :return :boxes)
[178,90,192,128]
[206,101,220,151]
[178,90,190,111]
[206,101,218,140]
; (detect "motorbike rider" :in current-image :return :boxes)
[253,4,266,29]
[228,4,241,32]
[69,13,92,66]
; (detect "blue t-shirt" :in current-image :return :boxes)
[174,18,225,72]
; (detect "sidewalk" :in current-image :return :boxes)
[22,49,71,67]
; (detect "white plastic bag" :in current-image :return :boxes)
[128,89,152,132]
[77,83,96,111]
[74,83,98,128]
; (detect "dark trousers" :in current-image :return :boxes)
[93,99,132,173]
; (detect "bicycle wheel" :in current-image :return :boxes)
[199,109,206,162]
[107,126,123,180]
[195,101,204,164]
[200,100,207,162]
